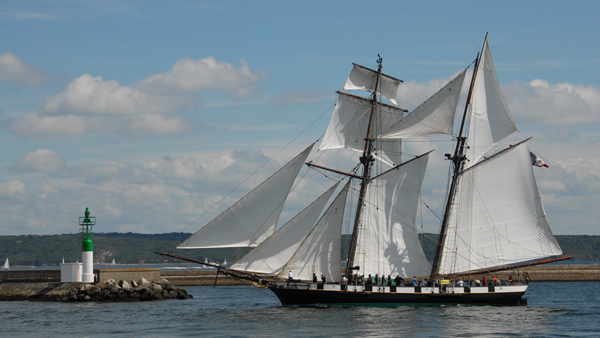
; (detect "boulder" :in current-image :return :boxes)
[86,285,100,297]
[106,284,121,293]
[100,289,111,300]
[120,280,131,291]
[158,279,169,289]
[116,291,127,300]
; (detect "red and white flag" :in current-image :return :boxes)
[530,152,549,168]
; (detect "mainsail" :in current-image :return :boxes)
[178,144,314,249]
[356,152,432,278]
[229,182,340,274]
[438,140,562,275]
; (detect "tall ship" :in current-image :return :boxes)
[158,36,569,305]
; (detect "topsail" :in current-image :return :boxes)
[465,39,517,169]
[344,63,402,105]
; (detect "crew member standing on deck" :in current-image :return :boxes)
[288,270,293,280]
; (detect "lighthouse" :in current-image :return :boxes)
[79,207,96,283]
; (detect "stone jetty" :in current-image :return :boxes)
[65,278,192,302]
[0,278,192,302]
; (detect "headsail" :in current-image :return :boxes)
[356,152,432,278]
[438,140,562,275]
[344,63,402,105]
[178,144,314,249]
[278,181,351,282]
[229,182,340,274]
[379,69,467,139]
[465,38,517,169]
[319,92,406,166]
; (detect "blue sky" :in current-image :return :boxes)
[1,0,599,236]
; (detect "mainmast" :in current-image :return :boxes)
[430,38,486,279]
[344,55,383,279]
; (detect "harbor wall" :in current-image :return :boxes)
[160,270,252,286]
[0,268,161,284]
[96,268,161,283]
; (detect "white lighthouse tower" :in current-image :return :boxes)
[79,207,95,283]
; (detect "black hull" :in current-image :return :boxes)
[269,286,527,306]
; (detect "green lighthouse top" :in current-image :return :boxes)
[79,207,96,227]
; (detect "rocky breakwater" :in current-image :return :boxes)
[65,278,192,302]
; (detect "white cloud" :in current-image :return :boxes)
[40,74,193,115]
[10,113,86,137]
[10,74,196,137]
[0,180,28,199]
[504,80,600,125]
[36,181,59,195]
[0,51,51,86]
[9,149,66,173]
[8,56,270,137]
[0,147,300,235]
[135,57,268,98]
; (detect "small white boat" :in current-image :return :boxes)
[2,258,9,270]
[111,258,116,266]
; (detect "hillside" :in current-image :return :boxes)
[0,232,598,266]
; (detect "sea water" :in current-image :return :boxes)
[1,282,599,337]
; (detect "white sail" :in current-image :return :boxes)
[380,69,467,139]
[438,141,563,275]
[2,258,9,270]
[344,63,401,105]
[465,38,517,169]
[111,258,116,266]
[178,144,314,249]
[230,182,340,274]
[279,181,350,282]
[320,92,405,166]
[356,153,432,278]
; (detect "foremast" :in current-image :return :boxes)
[430,48,482,280]
[344,56,383,280]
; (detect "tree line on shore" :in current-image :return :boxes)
[0,232,598,266]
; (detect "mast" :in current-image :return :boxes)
[430,36,487,279]
[344,55,383,279]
